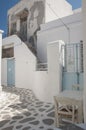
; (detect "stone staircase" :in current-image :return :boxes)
[25,41,37,56]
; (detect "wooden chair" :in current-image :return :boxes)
[54,96,78,127]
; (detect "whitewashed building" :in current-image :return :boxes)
[37,9,82,62]
[2,0,73,101]
[2,35,64,102]
[2,0,84,104]
[7,0,73,51]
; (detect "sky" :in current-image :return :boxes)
[0,0,82,35]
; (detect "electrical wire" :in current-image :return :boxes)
[46,2,70,43]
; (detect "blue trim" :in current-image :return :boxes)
[7,59,15,87]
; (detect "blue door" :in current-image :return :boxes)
[62,43,83,91]
[62,72,84,90]
[7,59,15,87]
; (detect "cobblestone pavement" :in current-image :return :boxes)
[0,86,55,130]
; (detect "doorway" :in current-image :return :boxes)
[62,43,83,90]
[7,59,15,87]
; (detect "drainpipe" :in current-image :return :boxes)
[82,0,86,123]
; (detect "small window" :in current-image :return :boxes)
[2,47,14,58]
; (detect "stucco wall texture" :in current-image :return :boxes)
[8,0,45,48]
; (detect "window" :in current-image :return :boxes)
[2,47,14,58]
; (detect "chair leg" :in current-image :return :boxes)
[55,111,60,127]
[72,105,75,123]
[57,116,60,127]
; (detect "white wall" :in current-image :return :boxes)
[82,0,86,123]
[34,41,63,102]
[14,42,36,89]
[1,59,7,86]
[2,35,36,90]
[37,12,82,62]
[0,30,3,91]
[34,71,49,101]
[3,35,21,46]
[14,40,63,103]
[47,41,63,101]
[2,36,63,103]
[14,40,63,102]
[45,0,73,22]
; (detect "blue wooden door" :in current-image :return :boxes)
[7,59,15,87]
[62,43,83,91]
[62,72,84,90]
